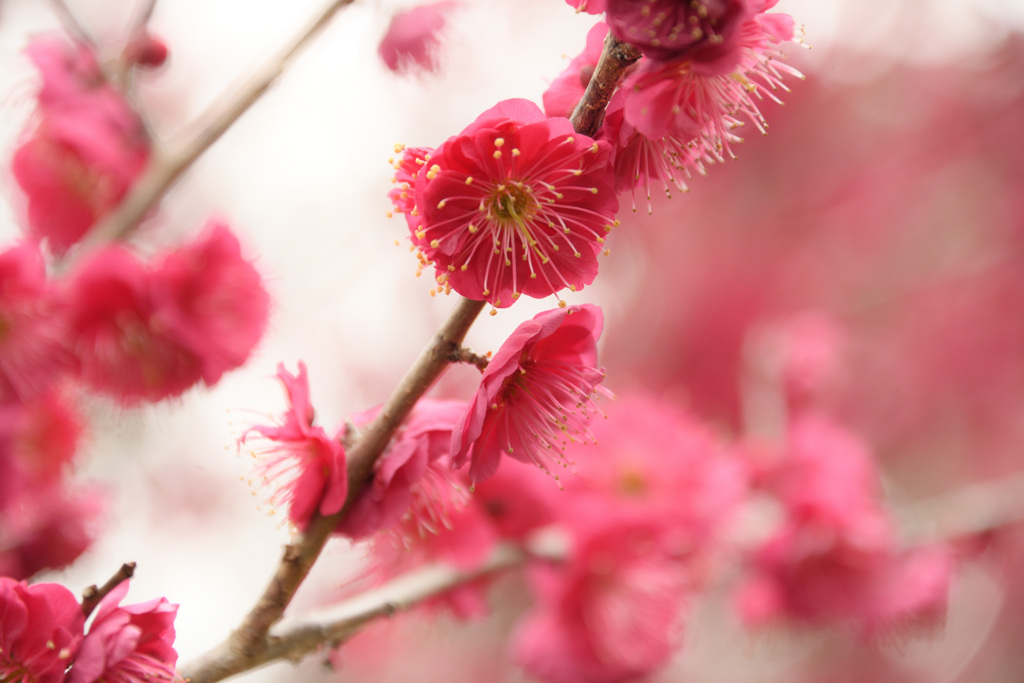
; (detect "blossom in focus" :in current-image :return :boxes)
[150,219,270,387]
[67,582,178,683]
[11,38,149,255]
[337,398,466,540]
[401,99,618,308]
[514,509,687,683]
[378,2,455,74]
[542,22,608,119]
[0,242,75,401]
[0,578,84,683]
[605,0,756,63]
[242,362,347,530]
[451,304,607,483]
[620,9,799,161]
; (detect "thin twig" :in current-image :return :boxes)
[180,27,643,683]
[80,561,136,618]
[74,0,356,254]
[180,544,524,681]
[449,346,490,373]
[133,0,160,30]
[181,296,485,683]
[569,31,642,138]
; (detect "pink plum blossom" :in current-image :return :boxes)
[0,242,75,401]
[64,221,268,404]
[0,578,84,683]
[151,219,270,387]
[67,582,178,683]
[606,0,756,63]
[242,362,348,530]
[451,304,608,483]
[336,398,466,540]
[64,246,203,404]
[514,508,687,683]
[564,0,607,14]
[620,8,799,161]
[12,38,149,254]
[378,2,455,74]
[400,99,618,308]
[737,415,953,636]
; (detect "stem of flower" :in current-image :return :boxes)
[73,0,356,254]
[80,561,136,618]
[180,544,525,681]
[569,31,642,138]
[181,296,485,683]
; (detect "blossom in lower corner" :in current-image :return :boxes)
[513,508,687,683]
[67,582,178,683]
[451,304,608,483]
[401,99,618,308]
[0,578,84,683]
[242,362,347,530]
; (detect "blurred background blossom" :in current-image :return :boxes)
[3,0,1024,681]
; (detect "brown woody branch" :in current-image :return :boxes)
[180,26,642,683]
[569,31,642,138]
[80,561,136,618]
[449,346,490,372]
[180,544,524,681]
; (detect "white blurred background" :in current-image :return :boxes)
[2,0,1024,681]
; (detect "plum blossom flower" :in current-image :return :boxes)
[12,38,149,254]
[395,100,618,308]
[514,508,687,683]
[378,2,455,74]
[0,242,75,401]
[451,304,608,483]
[67,582,178,683]
[736,415,953,636]
[605,0,756,63]
[564,0,607,15]
[150,219,270,387]
[620,8,801,165]
[65,247,202,403]
[336,398,466,540]
[0,578,84,683]
[242,362,347,530]
[65,220,269,404]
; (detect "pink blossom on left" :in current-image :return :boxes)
[0,578,84,683]
[11,38,150,255]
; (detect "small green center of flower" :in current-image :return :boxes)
[491,185,534,224]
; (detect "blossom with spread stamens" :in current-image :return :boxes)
[407,99,618,308]
[606,0,756,63]
[451,304,608,483]
[242,362,347,530]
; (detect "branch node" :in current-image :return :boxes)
[81,561,137,618]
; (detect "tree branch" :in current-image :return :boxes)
[569,31,642,138]
[74,0,356,253]
[897,471,1024,546]
[182,296,485,683]
[180,26,644,683]
[180,544,525,681]
[80,561,136,618]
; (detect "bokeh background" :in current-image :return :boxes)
[3,0,1024,680]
